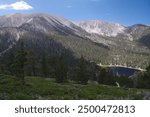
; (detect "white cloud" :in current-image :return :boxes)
[0,1,33,10]
[0,5,8,10]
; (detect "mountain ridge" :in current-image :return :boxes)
[0,13,150,68]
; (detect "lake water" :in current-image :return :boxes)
[108,67,140,76]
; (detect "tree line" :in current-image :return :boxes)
[0,41,150,89]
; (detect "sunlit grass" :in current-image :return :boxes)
[0,74,147,100]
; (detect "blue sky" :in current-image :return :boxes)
[0,0,150,26]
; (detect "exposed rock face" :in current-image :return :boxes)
[78,20,126,37]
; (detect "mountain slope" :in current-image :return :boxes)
[78,20,126,37]
[0,13,88,37]
[0,13,109,65]
[0,13,150,68]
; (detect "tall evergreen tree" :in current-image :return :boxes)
[7,53,15,75]
[137,63,150,89]
[48,56,57,78]
[76,56,89,84]
[55,56,68,83]
[0,64,5,74]
[41,53,48,78]
[97,68,116,86]
[97,68,107,84]
[26,51,36,76]
[12,41,27,85]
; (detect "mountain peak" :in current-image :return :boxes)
[78,20,126,37]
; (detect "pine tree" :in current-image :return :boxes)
[97,68,107,84]
[137,63,150,89]
[41,53,48,78]
[48,56,57,78]
[76,56,89,84]
[0,64,4,74]
[97,68,118,86]
[26,51,36,76]
[12,41,27,85]
[55,56,68,83]
[6,53,15,75]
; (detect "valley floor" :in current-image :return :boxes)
[0,74,149,100]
